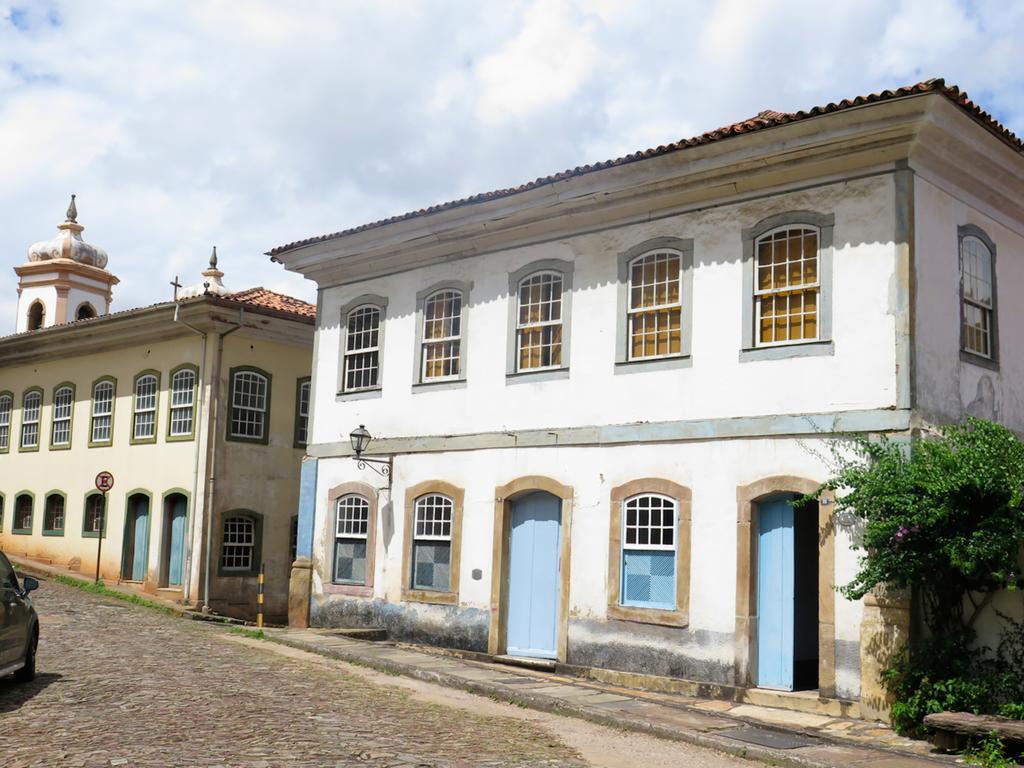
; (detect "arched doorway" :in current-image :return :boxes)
[122,492,151,582]
[160,493,188,587]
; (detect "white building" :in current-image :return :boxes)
[271,80,1023,715]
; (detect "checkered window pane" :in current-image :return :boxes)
[754,227,819,345]
[412,541,451,591]
[15,494,32,531]
[91,381,114,443]
[230,372,267,439]
[414,494,453,540]
[170,370,195,436]
[296,381,310,445]
[344,306,381,391]
[516,272,563,370]
[52,386,73,445]
[85,495,105,533]
[629,252,683,360]
[20,391,41,448]
[961,236,995,358]
[422,290,462,380]
[45,494,64,531]
[333,539,368,585]
[622,550,675,609]
[221,516,255,571]
[0,394,11,450]
[133,375,158,440]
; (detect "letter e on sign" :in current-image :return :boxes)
[95,471,115,493]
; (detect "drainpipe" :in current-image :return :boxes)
[201,307,244,612]
[173,303,207,605]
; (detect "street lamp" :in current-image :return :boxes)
[348,424,392,490]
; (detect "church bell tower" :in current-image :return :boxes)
[14,195,119,332]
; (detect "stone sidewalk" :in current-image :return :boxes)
[265,627,957,768]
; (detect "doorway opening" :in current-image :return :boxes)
[122,493,151,582]
[506,491,562,660]
[160,493,187,588]
[756,493,819,692]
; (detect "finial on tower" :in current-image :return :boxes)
[209,245,218,269]
[66,194,78,223]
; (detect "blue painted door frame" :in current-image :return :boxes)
[506,492,561,659]
[123,495,150,582]
[757,494,795,690]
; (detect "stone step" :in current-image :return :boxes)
[327,627,388,642]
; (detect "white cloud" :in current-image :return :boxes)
[0,0,1021,329]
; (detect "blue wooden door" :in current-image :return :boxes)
[130,497,149,582]
[507,492,561,659]
[167,497,187,586]
[757,495,795,690]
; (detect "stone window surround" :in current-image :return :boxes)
[88,375,117,449]
[293,376,311,448]
[225,366,272,445]
[49,382,76,451]
[488,476,574,662]
[166,364,199,442]
[958,223,1000,370]
[615,238,695,374]
[505,259,575,382]
[12,490,34,535]
[323,481,378,597]
[734,476,836,697]
[740,211,836,362]
[401,480,465,606]
[42,489,67,536]
[130,369,161,446]
[337,294,388,399]
[18,386,43,453]
[607,478,692,627]
[216,509,264,577]
[82,491,107,538]
[412,280,472,390]
[0,390,12,454]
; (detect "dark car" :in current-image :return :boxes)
[0,551,39,682]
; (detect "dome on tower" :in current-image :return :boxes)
[27,195,109,269]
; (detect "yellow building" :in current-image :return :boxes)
[0,200,314,621]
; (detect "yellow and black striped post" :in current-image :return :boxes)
[256,562,265,628]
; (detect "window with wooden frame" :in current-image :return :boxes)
[43,492,65,535]
[219,512,262,574]
[51,384,74,448]
[83,492,106,538]
[90,378,115,446]
[421,289,463,381]
[607,479,691,626]
[959,226,998,364]
[294,378,311,447]
[628,251,683,360]
[754,226,820,345]
[20,389,42,451]
[168,366,197,439]
[0,392,11,453]
[228,368,271,443]
[13,492,33,534]
[516,271,563,371]
[343,305,382,391]
[333,494,370,585]
[132,372,159,443]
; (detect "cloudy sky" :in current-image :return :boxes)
[1,0,1022,325]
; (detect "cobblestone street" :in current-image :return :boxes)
[0,579,747,768]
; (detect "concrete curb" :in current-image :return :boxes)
[261,631,948,768]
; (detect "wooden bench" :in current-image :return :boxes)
[923,711,1024,752]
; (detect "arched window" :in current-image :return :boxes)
[132,372,159,442]
[51,384,74,448]
[343,305,382,391]
[20,389,42,450]
[168,366,197,439]
[960,227,998,361]
[0,392,11,452]
[516,271,564,371]
[219,512,261,574]
[410,493,454,591]
[228,368,270,442]
[754,226,820,345]
[76,303,97,321]
[83,493,106,537]
[90,378,115,445]
[620,494,677,610]
[627,251,683,360]
[420,289,463,381]
[13,493,33,534]
[27,300,44,331]
[43,492,66,535]
[333,494,370,585]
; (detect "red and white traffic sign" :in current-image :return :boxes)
[95,471,115,492]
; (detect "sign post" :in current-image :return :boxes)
[94,471,114,584]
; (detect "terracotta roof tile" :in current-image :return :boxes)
[268,79,1021,258]
[225,287,316,319]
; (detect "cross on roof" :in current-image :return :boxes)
[170,275,182,300]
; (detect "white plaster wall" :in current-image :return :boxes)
[68,286,107,318]
[309,436,865,685]
[14,285,56,333]
[913,174,1024,431]
[310,176,900,444]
